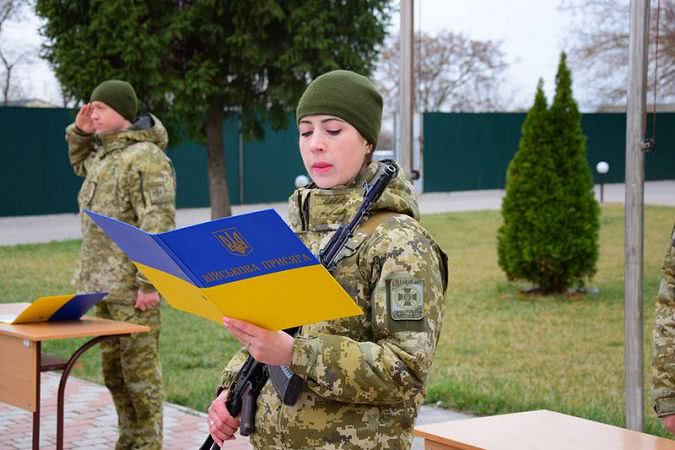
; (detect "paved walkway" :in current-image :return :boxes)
[1,180,673,246]
[1,181,672,449]
[0,372,470,450]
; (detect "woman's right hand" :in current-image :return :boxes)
[75,103,95,134]
[207,389,241,446]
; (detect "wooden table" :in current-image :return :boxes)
[415,409,675,450]
[0,303,149,450]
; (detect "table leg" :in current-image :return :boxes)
[55,334,129,450]
[33,341,41,450]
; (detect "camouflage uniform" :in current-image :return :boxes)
[66,114,176,450]
[220,161,448,449]
[653,223,675,417]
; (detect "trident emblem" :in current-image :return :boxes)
[213,228,252,256]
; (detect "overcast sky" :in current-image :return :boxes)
[2,0,584,110]
[400,0,584,109]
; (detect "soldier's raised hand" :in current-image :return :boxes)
[75,103,95,134]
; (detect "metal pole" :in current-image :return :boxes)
[625,0,650,432]
[399,0,414,178]
[238,115,244,205]
[33,342,40,450]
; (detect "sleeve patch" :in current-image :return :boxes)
[146,184,173,204]
[388,277,424,321]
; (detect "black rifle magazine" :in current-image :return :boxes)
[268,365,303,405]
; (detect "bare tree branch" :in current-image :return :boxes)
[375,30,511,113]
[0,1,35,105]
[562,0,675,108]
[0,46,32,104]
[0,0,26,35]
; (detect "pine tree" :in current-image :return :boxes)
[498,53,600,293]
[547,52,600,289]
[498,80,562,289]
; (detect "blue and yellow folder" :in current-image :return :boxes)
[85,209,362,330]
[0,293,107,324]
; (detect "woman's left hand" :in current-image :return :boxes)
[223,317,294,366]
[135,289,160,311]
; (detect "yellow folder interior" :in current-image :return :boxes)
[12,295,74,324]
[135,262,362,330]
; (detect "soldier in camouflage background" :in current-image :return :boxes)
[66,80,176,450]
[207,70,448,449]
[653,223,675,434]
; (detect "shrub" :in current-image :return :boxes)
[547,53,600,289]
[498,53,599,293]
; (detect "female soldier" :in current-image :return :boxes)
[207,70,448,450]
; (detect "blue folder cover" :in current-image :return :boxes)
[50,293,107,321]
[85,209,318,288]
[2,292,108,324]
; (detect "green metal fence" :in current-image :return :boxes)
[0,107,82,216]
[238,116,305,205]
[1,107,672,216]
[0,107,304,216]
[423,112,675,192]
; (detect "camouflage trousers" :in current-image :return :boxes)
[96,301,163,450]
[249,435,415,450]
[250,431,415,450]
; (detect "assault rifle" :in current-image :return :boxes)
[200,161,398,450]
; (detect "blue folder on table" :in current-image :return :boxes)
[0,293,107,324]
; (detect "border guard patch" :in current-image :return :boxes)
[389,277,424,321]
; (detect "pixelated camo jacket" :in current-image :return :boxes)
[220,160,449,450]
[653,223,675,417]
[66,114,176,303]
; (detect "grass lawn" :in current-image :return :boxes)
[1,204,673,437]
[423,204,674,437]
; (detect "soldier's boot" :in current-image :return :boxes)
[112,395,136,450]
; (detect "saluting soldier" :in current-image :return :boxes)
[207,70,449,449]
[66,80,176,450]
[653,223,675,434]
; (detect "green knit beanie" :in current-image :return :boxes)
[90,80,138,122]
[296,70,383,146]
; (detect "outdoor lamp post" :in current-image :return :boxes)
[596,161,609,203]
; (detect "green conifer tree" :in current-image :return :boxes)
[498,54,600,293]
[35,0,391,218]
[498,80,562,289]
[547,52,600,290]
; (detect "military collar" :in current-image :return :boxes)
[94,129,133,157]
[296,162,380,232]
